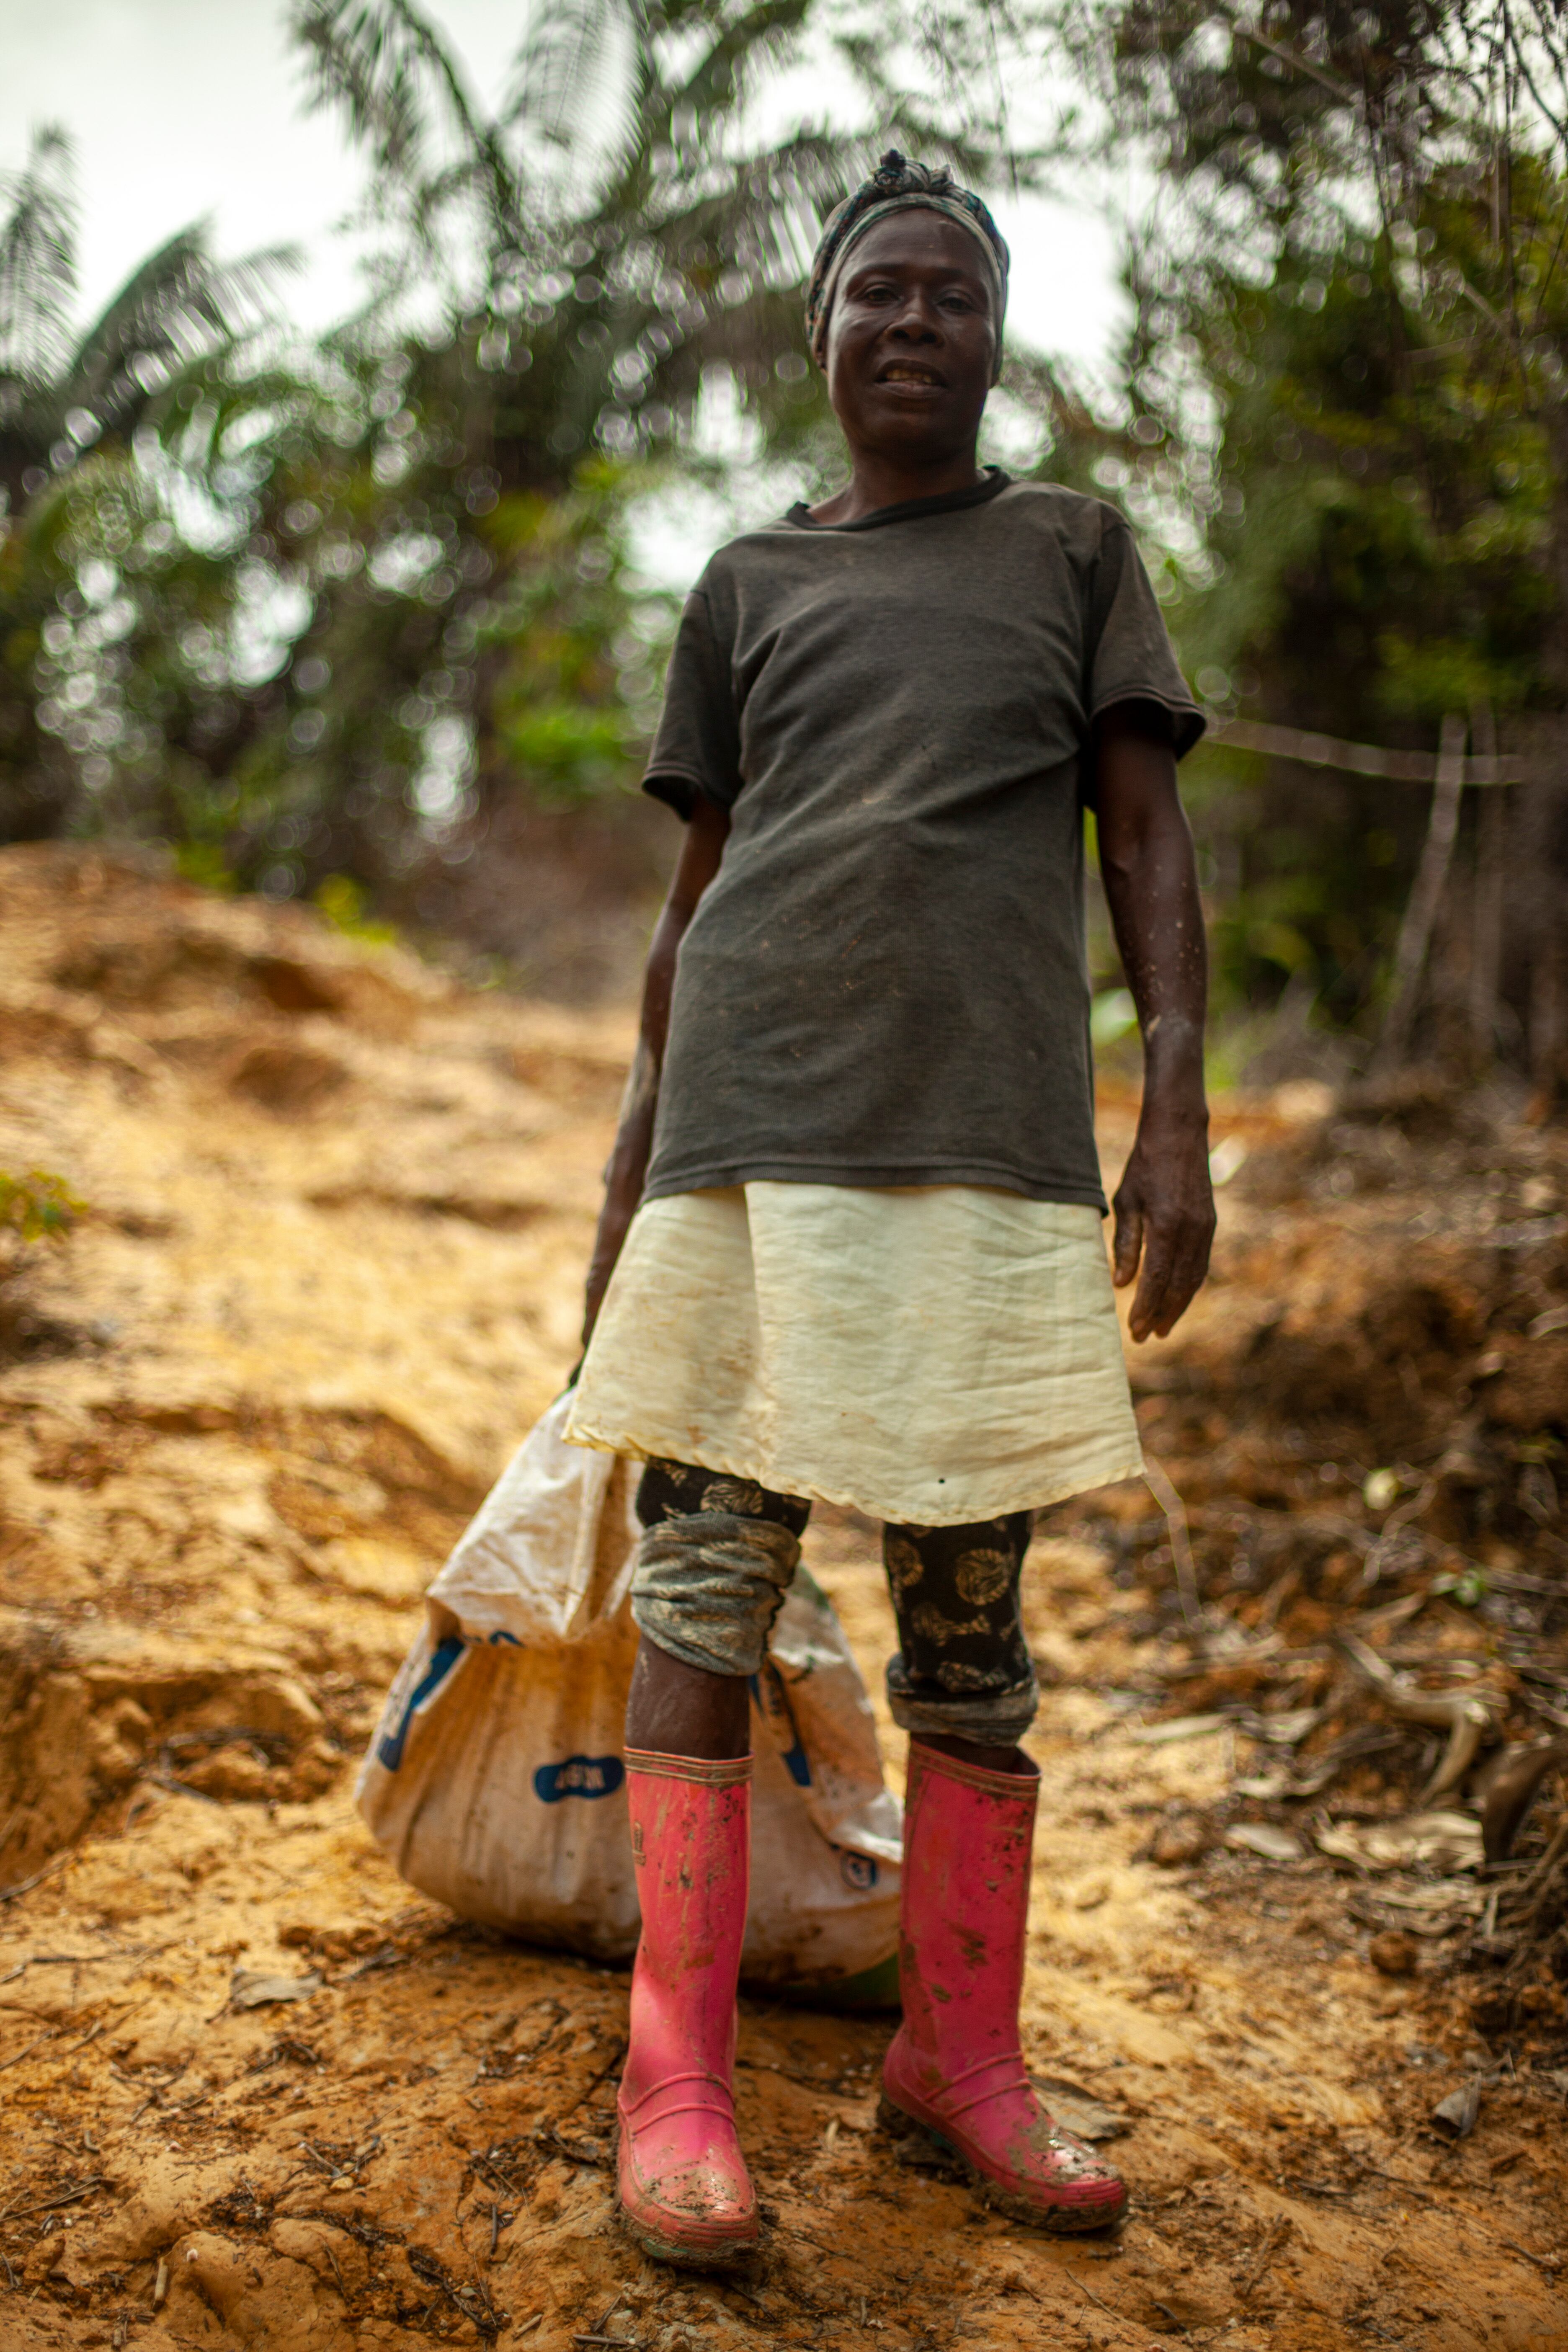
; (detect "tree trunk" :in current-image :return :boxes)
[1519,755,1568,1105]
[1469,702,1505,1066]
[1377,713,1467,1070]
[1533,932,1564,1099]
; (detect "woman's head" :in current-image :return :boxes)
[805,150,1009,469]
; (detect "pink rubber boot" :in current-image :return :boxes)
[616,1748,759,2267]
[880,1743,1128,2232]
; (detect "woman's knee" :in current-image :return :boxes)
[631,1459,811,1678]
[881,1513,1037,1743]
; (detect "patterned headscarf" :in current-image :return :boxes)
[805,149,1010,384]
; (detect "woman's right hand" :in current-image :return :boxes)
[578,792,730,1351]
[582,1128,649,1346]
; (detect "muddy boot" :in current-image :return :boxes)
[879,1743,1128,2233]
[616,1748,759,2267]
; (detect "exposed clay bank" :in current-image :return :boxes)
[0,845,1563,2350]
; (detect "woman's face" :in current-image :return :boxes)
[822,211,997,467]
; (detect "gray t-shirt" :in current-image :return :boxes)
[641,470,1202,1212]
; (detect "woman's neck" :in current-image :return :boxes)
[808,444,984,526]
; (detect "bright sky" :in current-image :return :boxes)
[5,0,1127,353]
[3,2,1132,575]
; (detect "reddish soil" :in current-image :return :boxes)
[0,845,1563,2352]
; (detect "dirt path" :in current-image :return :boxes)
[0,846,1563,2352]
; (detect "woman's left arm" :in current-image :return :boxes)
[1094,701,1216,1343]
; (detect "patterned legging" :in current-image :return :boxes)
[632,1457,1038,1744]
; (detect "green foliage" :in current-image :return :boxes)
[1432,1563,1488,1608]
[0,5,1068,908]
[0,124,295,516]
[312,872,399,944]
[0,1168,84,1243]
[36,0,1565,1062]
[0,1,889,892]
[1089,986,1137,1046]
[1058,1,1568,1038]
[1160,229,1560,1021]
[0,209,677,883]
[174,843,238,893]
[0,124,301,853]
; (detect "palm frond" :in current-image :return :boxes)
[596,127,863,294]
[292,0,434,187]
[504,0,644,157]
[578,7,838,274]
[664,0,812,119]
[291,0,521,244]
[64,227,299,433]
[0,125,78,396]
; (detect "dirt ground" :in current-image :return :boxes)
[0,844,1564,2352]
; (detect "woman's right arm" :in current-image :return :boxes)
[581,792,731,1346]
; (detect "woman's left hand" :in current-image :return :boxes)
[1095,704,1216,1344]
[1111,1095,1215,1341]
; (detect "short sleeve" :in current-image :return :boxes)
[641,587,742,819]
[1085,511,1205,759]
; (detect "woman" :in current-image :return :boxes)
[568,150,1215,2264]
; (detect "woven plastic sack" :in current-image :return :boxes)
[356,1394,902,2004]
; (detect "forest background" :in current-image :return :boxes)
[3,0,1568,1095]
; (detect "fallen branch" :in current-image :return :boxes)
[1142,1455,1204,1634]
[1360,1478,1438,1586]
[405,2245,501,2340]
[1377,713,1468,1070]
[0,2174,110,2223]
[0,1854,71,1906]
[1072,2269,1121,2322]
[1502,2240,1563,2275]
[1476,1739,1568,1863]
[0,2029,57,2074]
[1336,1632,1501,1800]
[1208,714,1524,785]
[557,2036,627,2123]
[1510,1813,1568,1938]
[1239,2215,1292,2300]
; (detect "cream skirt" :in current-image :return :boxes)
[566,1183,1142,1528]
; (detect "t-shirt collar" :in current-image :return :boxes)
[785,466,1011,534]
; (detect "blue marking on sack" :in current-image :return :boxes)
[749,1668,812,1788]
[376,1636,465,1772]
[534,1754,626,1803]
[487,1629,522,1646]
[838,1851,879,1892]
